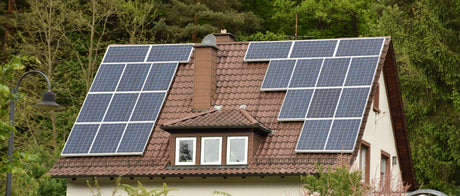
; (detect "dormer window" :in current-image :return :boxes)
[201,137,222,165]
[175,137,196,165]
[227,136,248,164]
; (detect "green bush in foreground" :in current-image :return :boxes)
[302,165,366,196]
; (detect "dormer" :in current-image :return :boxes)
[161,108,272,166]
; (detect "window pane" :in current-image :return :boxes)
[179,140,193,163]
[381,157,386,174]
[360,146,368,183]
[381,156,387,189]
[229,138,246,163]
[203,139,220,163]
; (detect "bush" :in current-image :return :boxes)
[301,165,367,196]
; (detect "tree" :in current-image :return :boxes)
[271,0,375,39]
[370,0,460,194]
[154,0,262,42]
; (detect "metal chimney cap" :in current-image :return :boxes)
[201,34,217,47]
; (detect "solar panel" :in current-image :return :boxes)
[325,119,361,151]
[89,64,124,92]
[117,123,154,153]
[245,37,386,152]
[116,63,150,91]
[296,120,332,151]
[143,63,178,91]
[103,46,150,63]
[306,89,342,118]
[290,40,337,58]
[244,41,293,61]
[62,43,192,157]
[146,44,193,62]
[345,57,379,86]
[335,38,384,57]
[62,124,99,154]
[90,123,126,153]
[76,94,112,122]
[130,93,166,121]
[261,60,296,90]
[335,88,370,117]
[278,89,313,120]
[103,93,139,122]
[316,58,350,87]
[289,59,323,88]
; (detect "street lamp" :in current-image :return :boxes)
[6,70,62,196]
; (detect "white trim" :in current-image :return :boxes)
[60,151,144,157]
[279,117,362,121]
[88,90,167,94]
[286,41,295,58]
[175,137,196,165]
[143,46,153,62]
[74,121,156,125]
[294,149,354,153]
[200,137,222,165]
[332,39,340,57]
[285,59,298,89]
[226,136,248,165]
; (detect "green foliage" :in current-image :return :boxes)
[370,0,460,194]
[238,31,289,41]
[271,0,376,38]
[302,165,366,196]
[5,147,66,195]
[155,0,262,42]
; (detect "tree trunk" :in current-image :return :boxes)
[3,0,16,49]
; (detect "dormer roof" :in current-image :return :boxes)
[161,108,273,134]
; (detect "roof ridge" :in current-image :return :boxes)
[238,108,272,133]
[238,108,258,125]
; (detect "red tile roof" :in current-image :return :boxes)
[49,38,415,190]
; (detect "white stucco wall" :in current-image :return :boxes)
[352,72,403,190]
[67,176,303,196]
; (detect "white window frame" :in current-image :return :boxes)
[200,137,222,165]
[226,136,248,165]
[175,137,196,165]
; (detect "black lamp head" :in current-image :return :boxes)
[36,91,62,110]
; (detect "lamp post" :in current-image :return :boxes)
[6,70,62,196]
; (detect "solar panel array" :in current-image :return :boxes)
[62,44,193,156]
[246,38,385,152]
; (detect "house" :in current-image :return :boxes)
[49,33,416,195]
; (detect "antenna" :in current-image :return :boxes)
[295,12,298,40]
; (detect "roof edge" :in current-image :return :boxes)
[383,40,417,190]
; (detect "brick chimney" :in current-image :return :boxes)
[193,34,218,111]
[214,29,236,43]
